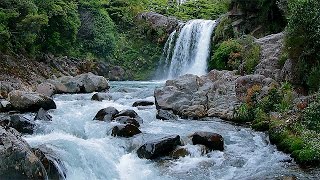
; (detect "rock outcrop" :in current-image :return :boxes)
[0,115,35,134]
[132,100,154,107]
[47,72,109,94]
[8,90,56,112]
[0,126,46,179]
[254,32,284,81]
[137,12,180,38]
[154,67,282,120]
[91,92,112,101]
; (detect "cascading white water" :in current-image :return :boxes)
[21,81,319,180]
[157,19,217,80]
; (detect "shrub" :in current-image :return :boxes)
[303,94,320,133]
[209,39,243,70]
[285,0,320,90]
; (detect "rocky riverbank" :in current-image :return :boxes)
[154,33,320,167]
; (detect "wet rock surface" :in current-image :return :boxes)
[111,124,141,138]
[0,115,35,134]
[137,135,182,159]
[132,100,154,107]
[93,107,119,121]
[191,132,224,151]
[156,109,178,120]
[34,108,52,121]
[91,92,112,101]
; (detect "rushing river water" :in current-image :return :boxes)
[24,81,319,180]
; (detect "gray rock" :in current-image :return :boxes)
[254,32,284,81]
[156,109,178,120]
[114,116,140,127]
[47,72,109,94]
[0,99,12,112]
[115,109,143,124]
[179,105,207,119]
[93,107,119,121]
[0,115,35,134]
[36,82,56,97]
[111,124,141,138]
[137,12,180,36]
[132,100,154,107]
[191,132,224,151]
[91,92,112,101]
[137,135,182,159]
[32,145,67,179]
[8,90,56,112]
[0,126,47,179]
[34,108,52,121]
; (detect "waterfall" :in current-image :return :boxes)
[156,19,218,80]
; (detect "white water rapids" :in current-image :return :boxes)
[22,81,319,180]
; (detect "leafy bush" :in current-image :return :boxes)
[285,0,320,90]
[303,94,320,133]
[209,39,242,70]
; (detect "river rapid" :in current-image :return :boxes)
[24,81,319,180]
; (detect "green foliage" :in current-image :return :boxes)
[285,0,320,90]
[303,94,320,133]
[209,39,242,70]
[306,65,320,92]
[234,103,254,123]
[239,36,261,74]
[230,0,286,36]
[209,36,260,73]
[213,16,235,46]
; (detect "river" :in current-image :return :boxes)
[24,81,319,180]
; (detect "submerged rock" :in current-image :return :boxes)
[0,126,47,179]
[132,100,154,107]
[111,124,141,138]
[91,92,112,101]
[114,116,140,127]
[8,90,56,112]
[191,132,224,151]
[156,109,178,120]
[93,107,119,121]
[34,108,52,121]
[137,135,182,159]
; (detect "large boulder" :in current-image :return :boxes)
[0,126,47,179]
[0,115,35,134]
[137,135,182,159]
[36,82,56,97]
[8,90,56,112]
[93,107,119,121]
[47,72,109,94]
[111,124,141,138]
[115,109,143,124]
[154,70,240,120]
[191,132,224,151]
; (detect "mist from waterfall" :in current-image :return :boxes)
[155,19,217,80]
